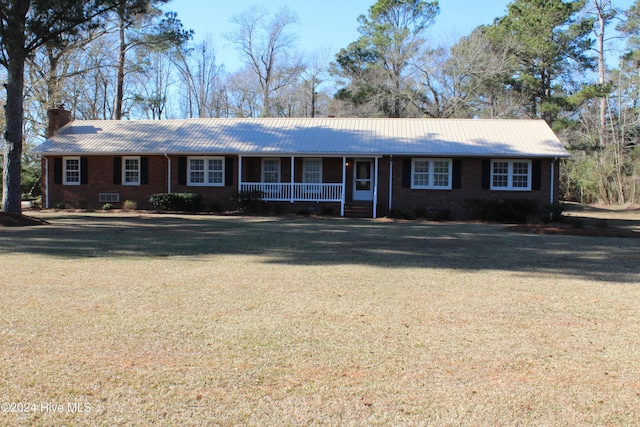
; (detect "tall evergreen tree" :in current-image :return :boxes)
[486,0,594,125]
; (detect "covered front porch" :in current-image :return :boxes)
[237,155,382,217]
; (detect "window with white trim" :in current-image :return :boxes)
[188,157,224,186]
[491,160,531,191]
[262,158,281,183]
[123,156,140,186]
[63,157,81,185]
[303,158,322,183]
[411,159,452,189]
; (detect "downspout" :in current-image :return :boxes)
[238,155,243,200]
[44,157,49,209]
[163,153,171,194]
[550,157,558,221]
[388,155,393,215]
[341,156,346,217]
[373,157,379,219]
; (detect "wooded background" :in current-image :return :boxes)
[1,0,639,210]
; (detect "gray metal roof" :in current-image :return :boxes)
[34,117,570,158]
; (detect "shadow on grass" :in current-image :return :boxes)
[1,213,638,283]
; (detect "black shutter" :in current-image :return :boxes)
[53,158,63,184]
[452,159,462,189]
[532,160,541,191]
[225,157,234,186]
[481,159,491,189]
[402,158,411,188]
[113,157,122,185]
[141,157,149,185]
[178,156,187,185]
[80,157,88,184]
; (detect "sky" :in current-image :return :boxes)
[164,0,636,72]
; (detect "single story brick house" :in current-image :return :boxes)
[35,107,569,218]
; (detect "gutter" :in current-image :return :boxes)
[44,157,50,209]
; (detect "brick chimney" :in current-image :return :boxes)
[46,104,72,137]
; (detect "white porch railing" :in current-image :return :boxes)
[240,183,343,202]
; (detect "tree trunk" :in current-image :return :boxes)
[2,0,29,214]
[262,86,271,117]
[115,9,126,120]
[3,54,27,214]
[596,0,607,147]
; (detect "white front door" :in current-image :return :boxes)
[353,159,374,201]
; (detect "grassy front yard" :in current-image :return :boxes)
[1,211,639,426]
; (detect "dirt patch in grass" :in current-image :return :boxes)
[510,203,640,238]
[0,212,48,227]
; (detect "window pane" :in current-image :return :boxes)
[433,161,449,187]
[493,162,508,175]
[263,160,280,183]
[303,159,321,183]
[512,175,528,187]
[512,162,529,188]
[124,158,139,184]
[513,162,529,175]
[65,159,80,183]
[208,159,224,184]
[413,160,429,187]
[493,174,508,187]
[492,161,509,188]
[414,160,429,173]
[190,159,205,183]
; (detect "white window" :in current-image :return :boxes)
[411,159,452,189]
[491,160,531,191]
[303,158,322,183]
[188,157,224,186]
[123,156,140,186]
[63,157,81,185]
[262,159,281,183]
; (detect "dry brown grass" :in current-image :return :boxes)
[1,210,639,426]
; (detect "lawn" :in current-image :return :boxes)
[1,210,639,426]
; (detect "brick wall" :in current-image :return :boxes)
[42,154,561,218]
[383,156,560,219]
[43,155,238,211]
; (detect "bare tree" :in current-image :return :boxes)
[227,5,304,117]
[173,38,226,118]
[131,49,174,119]
[301,50,332,117]
[227,66,262,118]
[413,28,524,119]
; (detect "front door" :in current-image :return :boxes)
[353,159,374,201]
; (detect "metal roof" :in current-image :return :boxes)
[34,117,570,158]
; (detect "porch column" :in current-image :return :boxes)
[341,156,346,217]
[238,155,243,196]
[290,156,295,203]
[373,157,379,219]
[388,155,393,214]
